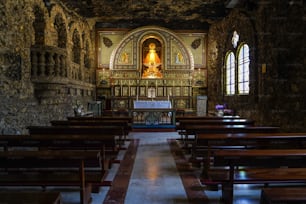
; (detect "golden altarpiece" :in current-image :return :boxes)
[96,26,207,122]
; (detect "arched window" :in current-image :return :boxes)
[237,44,250,94]
[225,51,235,95]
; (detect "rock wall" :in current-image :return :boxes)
[0,0,96,134]
[207,0,305,131]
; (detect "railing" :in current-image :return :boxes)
[31,45,67,78]
[30,46,95,103]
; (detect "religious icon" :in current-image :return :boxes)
[175,52,183,64]
[142,43,163,78]
[121,52,129,64]
[232,30,239,48]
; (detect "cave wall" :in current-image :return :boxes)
[0,0,96,134]
[207,0,305,131]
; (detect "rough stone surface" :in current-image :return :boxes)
[0,0,95,134]
[207,0,305,131]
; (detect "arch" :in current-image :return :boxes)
[54,13,67,48]
[109,26,194,72]
[32,4,45,45]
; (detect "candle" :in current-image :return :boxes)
[137,95,138,101]
[168,94,169,101]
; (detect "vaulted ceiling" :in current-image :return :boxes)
[58,0,255,29]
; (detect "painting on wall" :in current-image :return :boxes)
[118,41,133,65]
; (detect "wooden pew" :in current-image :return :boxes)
[176,115,242,122]
[202,149,306,204]
[50,119,129,127]
[0,191,62,204]
[260,187,306,204]
[178,124,279,151]
[176,119,255,141]
[1,126,122,177]
[64,117,132,139]
[67,116,133,123]
[194,132,306,172]
[177,119,255,126]
[184,124,279,135]
[50,119,131,141]
[27,125,126,149]
[0,133,117,170]
[0,150,105,204]
[27,125,125,135]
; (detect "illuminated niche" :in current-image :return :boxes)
[141,38,163,79]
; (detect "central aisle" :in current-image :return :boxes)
[125,132,189,204]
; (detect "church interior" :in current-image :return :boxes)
[0,0,305,203]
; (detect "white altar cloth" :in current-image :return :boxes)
[134,100,172,109]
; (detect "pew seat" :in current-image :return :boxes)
[200,149,306,204]
[0,191,62,204]
[0,150,108,204]
[260,187,306,204]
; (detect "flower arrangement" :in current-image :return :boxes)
[215,104,225,110]
[215,103,233,116]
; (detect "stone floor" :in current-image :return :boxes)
[0,131,264,204]
[89,131,262,204]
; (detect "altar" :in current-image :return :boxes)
[133,100,172,109]
[132,100,175,129]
